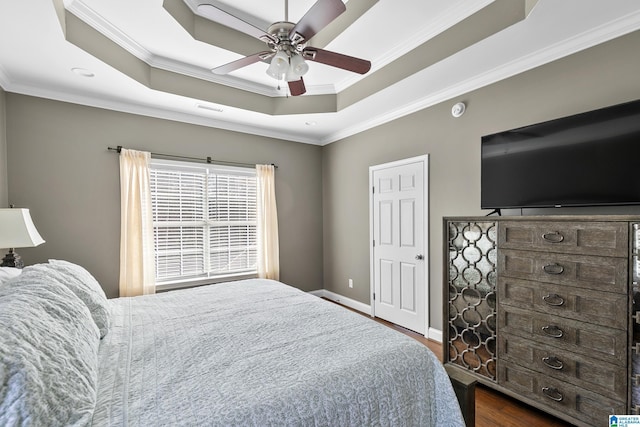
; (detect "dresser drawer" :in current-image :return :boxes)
[498,276,628,329]
[498,249,627,293]
[498,305,627,365]
[498,334,627,400]
[498,221,628,257]
[498,361,625,426]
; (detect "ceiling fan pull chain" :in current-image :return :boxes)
[277,74,284,92]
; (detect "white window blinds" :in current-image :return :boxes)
[150,159,257,284]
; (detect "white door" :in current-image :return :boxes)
[370,155,428,334]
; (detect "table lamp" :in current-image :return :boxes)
[0,208,45,268]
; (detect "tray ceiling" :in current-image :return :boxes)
[1,0,640,144]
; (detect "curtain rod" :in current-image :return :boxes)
[107,146,277,169]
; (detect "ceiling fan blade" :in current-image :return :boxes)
[289,0,346,43]
[212,51,274,75]
[197,4,277,44]
[303,48,371,74]
[288,78,306,96]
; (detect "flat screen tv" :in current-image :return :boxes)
[481,99,640,210]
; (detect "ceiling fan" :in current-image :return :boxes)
[197,0,372,96]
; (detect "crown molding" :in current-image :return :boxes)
[332,0,494,93]
[150,55,282,97]
[9,4,639,147]
[320,7,640,145]
[67,0,275,95]
[66,0,153,62]
[7,1,640,146]
[5,79,322,144]
[67,0,340,97]
[372,0,493,73]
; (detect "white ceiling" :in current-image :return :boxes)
[1,0,640,145]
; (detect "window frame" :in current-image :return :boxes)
[149,158,258,291]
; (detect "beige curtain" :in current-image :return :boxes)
[256,164,280,280]
[119,149,156,296]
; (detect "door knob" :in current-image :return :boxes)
[415,254,424,260]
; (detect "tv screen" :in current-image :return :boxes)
[481,99,640,209]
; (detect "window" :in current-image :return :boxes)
[149,159,257,287]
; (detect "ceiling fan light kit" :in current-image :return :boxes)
[203,0,371,96]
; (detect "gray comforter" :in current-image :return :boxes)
[92,279,464,426]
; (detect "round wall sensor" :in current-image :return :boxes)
[451,102,466,118]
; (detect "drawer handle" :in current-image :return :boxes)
[542,231,564,243]
[542,387,564,402]
[542,356,564,370]
[542,325,564,338]
[543,263,564,275]
[542,293,565,306]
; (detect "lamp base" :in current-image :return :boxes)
[1,249,24,269]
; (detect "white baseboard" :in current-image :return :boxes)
[428,327,443,343]
[309,289,443,343]
[309,289,372,315]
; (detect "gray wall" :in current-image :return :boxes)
[5,96,323,298]
[0,87,7,207]
[322,29,640,332]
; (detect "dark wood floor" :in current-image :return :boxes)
[327,299,574,427]
[373,317,574,427]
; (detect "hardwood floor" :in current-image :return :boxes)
[373,317,574,427]
[328,300,574,427]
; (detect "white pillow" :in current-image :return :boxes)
[45,260,111,339]
[0,267,100,426]
[0,267,21,285]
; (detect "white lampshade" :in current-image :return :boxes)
[0,208,45,249]
[266,50,289,80]
[289,53,309,77]
[285,65,298,82]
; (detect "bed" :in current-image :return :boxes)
[0,261,464,426]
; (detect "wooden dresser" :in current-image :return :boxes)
[443,216,640,427]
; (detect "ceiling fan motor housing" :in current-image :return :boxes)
[267,22,304,55]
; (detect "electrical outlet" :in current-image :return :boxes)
[348,279,353,288]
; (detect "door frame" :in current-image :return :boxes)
[369,154,430,336]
